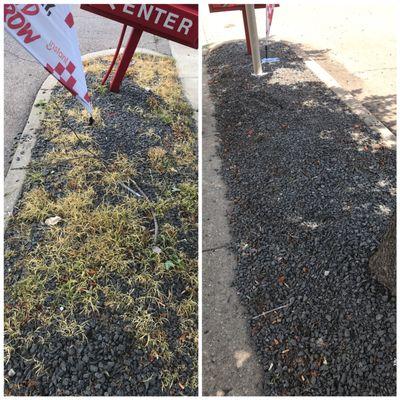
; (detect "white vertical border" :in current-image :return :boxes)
[0,0,4,396]
[0,3,5,398]
[396,0,399,392]
[197,2,203,397]
[1,1,201,398]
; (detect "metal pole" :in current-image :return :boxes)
[110,27,143,93]
[245,4,262,76]
[265,6,270,59]
[242,9,252,55]
[102,24,127,85]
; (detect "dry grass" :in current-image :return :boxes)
[5,53,197,394]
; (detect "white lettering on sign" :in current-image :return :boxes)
[123,4,135,15]
[105,4,194,36]
[153,7,167,24]
[164,12,178,30]
[178,18,193,35]
[137,5,154,21]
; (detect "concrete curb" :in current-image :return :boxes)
[304,59,396,149]
[169,41,198,112]
[4,74,56,228]
[4,47,196,228]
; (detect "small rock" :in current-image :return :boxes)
[45,216,62,226]
[152,246,162,254]
[90,365,99,373]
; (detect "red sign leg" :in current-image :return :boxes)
[102,24,127,86]
[109,27,143,93]
[242,9,251,55]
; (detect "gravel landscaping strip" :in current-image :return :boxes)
[4,54,198,396]
[205,41,396,396]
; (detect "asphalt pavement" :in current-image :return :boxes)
[4,5,171,174]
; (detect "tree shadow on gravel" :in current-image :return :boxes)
[206,40,396,396]
[285,41,397,134]
[351,90,396,133]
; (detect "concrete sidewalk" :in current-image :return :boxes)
[201,0,396,132]
[202,60,263,397]
[169,42,198,113]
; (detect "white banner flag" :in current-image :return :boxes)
[266,4,275,38]
[4,4,93,114]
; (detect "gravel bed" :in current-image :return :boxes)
[4,56,197,396]
[206,41,396,396]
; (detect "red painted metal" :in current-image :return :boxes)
[81,4,198,92]
[110,27,143,93]
[81,4,198,48]
[241,9,251,55]
[102,24,127,85]
[209,4,279,55]
[208,4,272,13]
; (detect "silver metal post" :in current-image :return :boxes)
[245,4,262,76]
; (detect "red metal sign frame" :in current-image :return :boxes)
[81,4,198,92]
[209,4,279,55]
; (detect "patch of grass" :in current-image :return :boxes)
[148,146,167,172]
[26,170,45,186]
[67,106,104,127]
[4,249,16,260]
[5,53,198,395]
[95,83,108,96]
[101,153,137,192]
[173,142,197,166]
[18,187,53,222]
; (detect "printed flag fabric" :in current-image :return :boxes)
[4,4,93,114]
[266,4,275,38]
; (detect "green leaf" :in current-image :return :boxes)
[164,260,174,270]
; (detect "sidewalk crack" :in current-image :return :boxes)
[203,243,231,252]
